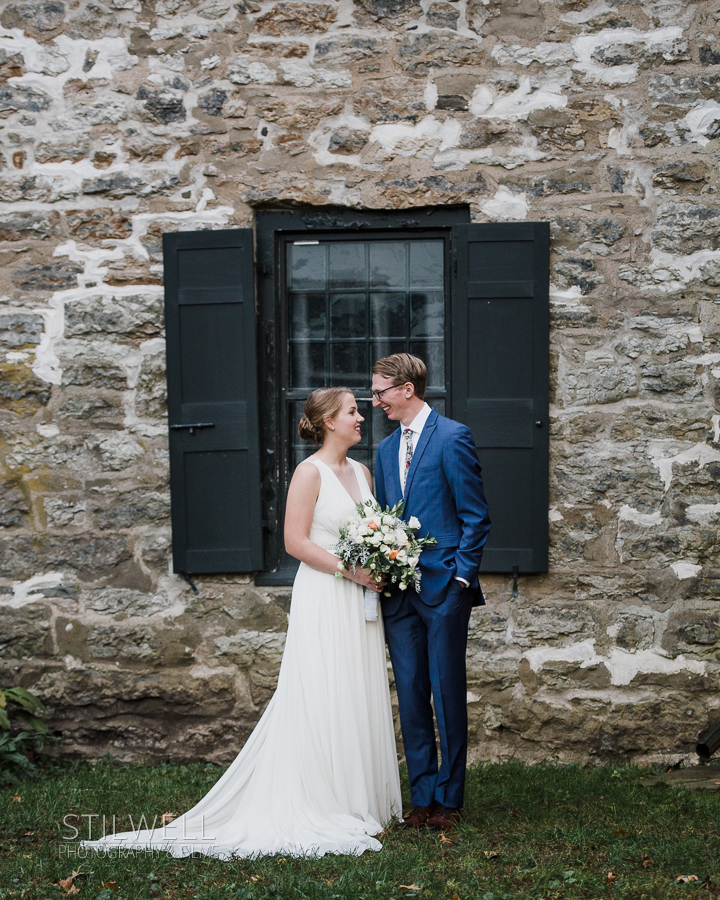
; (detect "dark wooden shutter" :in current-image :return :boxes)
[451,223,549,573]
[163,229,263,573]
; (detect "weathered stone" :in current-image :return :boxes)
[481,0,545,39]
[563,364,638,405]
[0,481,29,528]
[640,362,703,402]
[43,497,87,528]
[0,604,53,658]
[0,535,130,578]
[609,406,716,442]
[513,606,595,648]
[651,203,720,254]
[35,139,90,163]
[0,48,25,83]
[663,611,720,659]
[197,88,227,117]
[398,33,483,73]
[0,314,44,348]
[88,433,146,471]
[427,3,459,29]
[614,614,655,651]
[554,257,598,295]
[136,87,186,124]
[255,2,337,35]
[0,211,61,241]
[57,391,125,427]
[0,85,52,115]
[0,362,52,415]
[11,262,82,292]
[80,173,145,197]
[652,162,710,190]
[64,294,163,338]
[0,2,66,40]
[83,587,177,617]
[315,36,382,63]
[63,360,127,390]
[700,47,720,67]
[648,73,720,108]
[328,128,369,154]
[65,209,132,240]
[92,489,170,529]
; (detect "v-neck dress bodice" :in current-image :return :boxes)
[306,457,370,550]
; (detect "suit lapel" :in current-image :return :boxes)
[403,409,439,502]
[383,428,402,505]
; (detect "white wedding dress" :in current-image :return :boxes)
[83,456,402,859]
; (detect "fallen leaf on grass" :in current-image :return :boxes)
[11,793,21,802]
[641,854,653,869]
[399,885,421,891]
[612,828,630,836]
[64,886,79,896]
[59,877,75,890]
[439,834,453,845]
[607,872,618,883]
[160,812,176,825]
[483,851,499,859]
[99,883,118,890]
[249,876,260,883]
[453,895,460,900]
[676,875,699,883]
[23,831,34,836]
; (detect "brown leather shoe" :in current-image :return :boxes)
[427,806,462,830]
[402,804,437,828]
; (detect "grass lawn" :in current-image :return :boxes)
[1,759,719,900]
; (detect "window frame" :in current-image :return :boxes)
[255,206,470,585]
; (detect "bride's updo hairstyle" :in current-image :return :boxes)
[298,387,352,444]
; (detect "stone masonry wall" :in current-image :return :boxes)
[1,0,720,766]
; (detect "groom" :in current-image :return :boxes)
[372,353,491,830]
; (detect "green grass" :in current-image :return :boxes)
[2,759,719,899]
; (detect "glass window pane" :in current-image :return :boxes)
[329,243,365,288]
[409,241,443,288]
[289,244,326,290]
[331,343,367,388]
[372,404,399,444]
[369,242,406,288]
[290,292,326,339]
[410,291,444,338]
[293,446,316,469]
[354,400,371,448]
[290,342,326,388]
[410,340,445,389]
[371,292,406,338]
[428,398,445,417]
[349,448,372,471]
[330,293,366,338]
[371,339,406,367]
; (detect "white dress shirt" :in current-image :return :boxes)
[398,402,469,588]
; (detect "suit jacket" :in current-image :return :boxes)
[375,408,491,616]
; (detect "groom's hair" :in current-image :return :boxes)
[372,353,427,401]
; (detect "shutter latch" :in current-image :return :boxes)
[170,422,215,435]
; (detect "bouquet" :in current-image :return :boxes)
[334,499,437,621]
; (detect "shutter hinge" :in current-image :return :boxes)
[255,259,270,278]
[179,571,200,595]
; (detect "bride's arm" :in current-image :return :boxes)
[284,464,382,590]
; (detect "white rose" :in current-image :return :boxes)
[409,556,419,567]
[370,533,384,545]
[408,516,421,530]
[381,525,392,535]
[382,514,394,525]
[367,516,382,528]
[380,544,391,553]
[394,528,409,546]
[397,549,408,562]
[399,582,408,590]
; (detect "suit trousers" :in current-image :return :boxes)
[383,581,473,810]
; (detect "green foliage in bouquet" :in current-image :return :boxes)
[0,686,56,785]
[335,499,437,595]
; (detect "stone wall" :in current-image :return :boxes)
[1,0,720,766]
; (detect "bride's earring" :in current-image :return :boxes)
[330,426,335,431]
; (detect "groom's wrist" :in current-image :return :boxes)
[455,576,470,588]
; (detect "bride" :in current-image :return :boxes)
[83,387,402,859]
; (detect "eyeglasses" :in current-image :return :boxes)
[371,383,406,401]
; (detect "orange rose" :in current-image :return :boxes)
[389,549,399,560]
[368,522,379,530]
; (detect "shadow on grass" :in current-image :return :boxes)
[2,759,719,900]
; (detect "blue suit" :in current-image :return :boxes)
[375,408,491,809]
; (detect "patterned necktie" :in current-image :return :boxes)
[402,427,414,491]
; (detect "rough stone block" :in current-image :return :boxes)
[512,606,595,648]
[0,604,53,658]
[0,481,29,528]
[11,262,82,292]
[92,489,170,530]
[0,313,44,348]
[398,33,483,74]
[64,294,163,339]
[0,212,61,242]
[255,2,337,35]
[0,362,52,416]
[65,209,132,241]
[0,535,131,578]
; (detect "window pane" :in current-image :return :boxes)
[410,340,445,389]
[291,342,326,388]
[349,448,372,470]
[370,292,406,338]
[369,242,406,288]
[410,291,444,338]
[371,339,406,366]
[331,343,367,388]
[429,397,445,416]
[354,399,371,448]
[372,404,399,444]
[291,292,326,339]
[409,241,443,288]
[289,244,326,290]
[293,446,316,469]
[330,293,366,338]
[329,243,365,288]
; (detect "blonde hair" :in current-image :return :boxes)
[298,387,353,444]
[371,353,427,401]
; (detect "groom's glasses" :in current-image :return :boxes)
[371,383,406,401]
